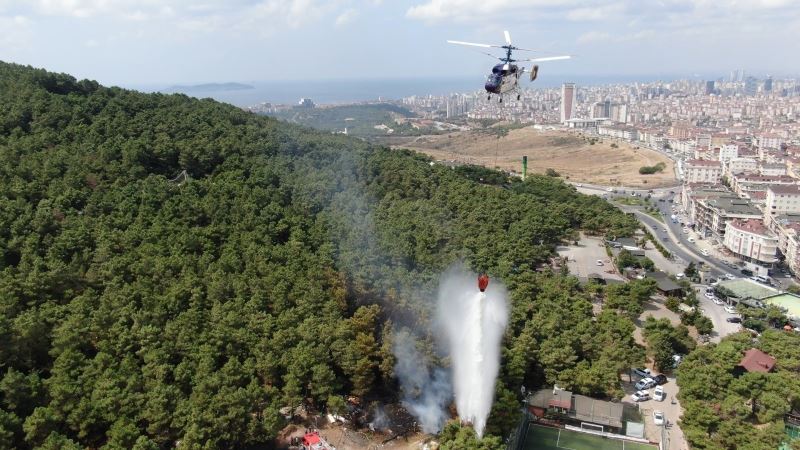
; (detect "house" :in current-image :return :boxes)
[737,348,776,374]
[528,388,624,430]
[646,271,683,296]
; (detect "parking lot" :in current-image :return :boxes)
[624,372,687,450]
[557,234,624,281]
[694,285,742,342]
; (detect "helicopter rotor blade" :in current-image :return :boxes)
[504,30,511,45]
[447,40,504,49]
[477,51,503,60]
[521,55,572,62]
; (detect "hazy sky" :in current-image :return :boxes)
[0,0,798,85]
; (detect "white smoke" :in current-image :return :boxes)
[393,330,452,434]
[436,267,509,438]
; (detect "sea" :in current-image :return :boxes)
[129,73,687,108]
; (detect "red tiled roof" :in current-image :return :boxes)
[728,218,769,235]
[687,159,722,167]
[738,348,776,373]
[768,185,800,195]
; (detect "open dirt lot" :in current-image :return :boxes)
[393,128,676,188]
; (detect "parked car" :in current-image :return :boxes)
[704,292,716,300]
[724,305,737,314]
[606,187,613,192]
[688,237,696,243]
[632,390,651,402]
[635,378,657,390]
[653,374,668,385]
[596,260,604,266]
[701,249,710,256]
[653,410,665,426]
[653,386,666,402]
[632,368,652,379]
[675,273,685,279]
[727,317,742,323]
[672,355,683,368]
[725,273,736,280]
[713,298,725,305]
[710,279,720,286]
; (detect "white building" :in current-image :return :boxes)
[719,144,739,162]
[755,133,783,150]
[773,216,800,275]
[561,83,576,124]
[726,157,758,176]
[765,185,800,227]
[760,163,787,177]
[684,159,723,184]
[723,219,778,267]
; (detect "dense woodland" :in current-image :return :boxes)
[1,61,643,449]
[677,330,800,449]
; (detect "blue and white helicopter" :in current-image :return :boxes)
[448,31,571,102]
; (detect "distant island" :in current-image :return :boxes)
[163,82,254,93]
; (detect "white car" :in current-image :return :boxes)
[725,273,736,280]
[701,249,710,256]
[654,386,666,402]
[632,390,651,402]
[576,183,583,187]
[635,377,657,390]
[724,305,737,314]
[653,410,665,426]
[596,260,604,266]
[688,237,696,243]
[675,273,685,279]
[606,187,613,192]
[713,298,725,305]
[704,292,716,299]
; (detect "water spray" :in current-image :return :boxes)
[437,269,509,437]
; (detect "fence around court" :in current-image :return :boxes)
[564,425,652,445]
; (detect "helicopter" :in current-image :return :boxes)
[447,31,570,102]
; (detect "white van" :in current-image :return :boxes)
[754,275,770,284]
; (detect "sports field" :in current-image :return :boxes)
[523,425,657,450]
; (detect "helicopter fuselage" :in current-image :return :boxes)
[485,63,520,95]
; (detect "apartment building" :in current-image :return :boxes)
[684,159,723,184]
[723,219,778,267]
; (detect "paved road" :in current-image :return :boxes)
[694,285,742,343]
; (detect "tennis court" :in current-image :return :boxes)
[523,425,657,450]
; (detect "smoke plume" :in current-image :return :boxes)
[393,330,452,434]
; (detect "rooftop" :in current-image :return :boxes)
[768,185,800,195]
[717,278,779,300]
[738,348,776,373]
[703,197,761,216]
[763,293,800,320]
[728,218,771,235]
[687,159,722,167]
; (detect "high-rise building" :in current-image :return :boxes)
[745,77,758,96]
[705,80,715,95]
[560,83,576,123]
[764,76,773,92]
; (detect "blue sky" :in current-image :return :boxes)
[0,0,798,86]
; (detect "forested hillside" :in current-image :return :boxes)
[677,330,800,449]
[0,61,641,449]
